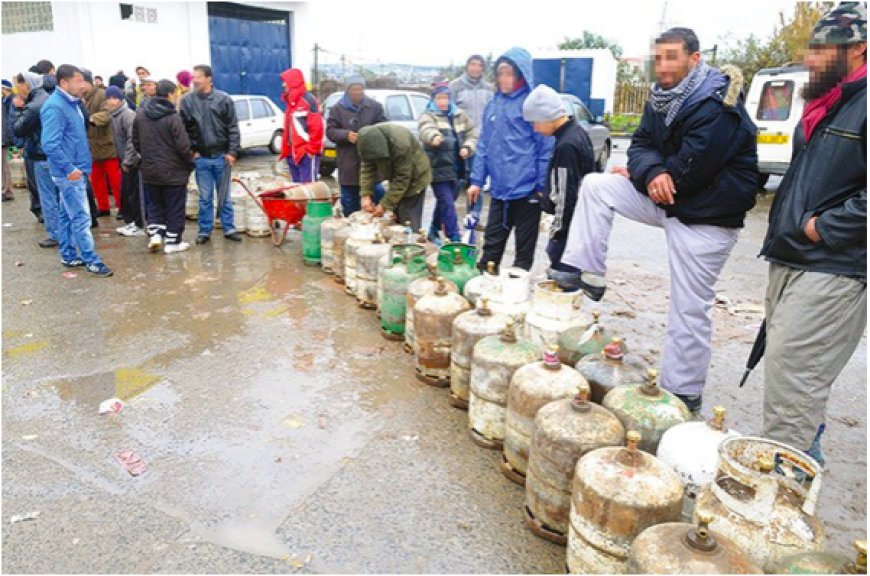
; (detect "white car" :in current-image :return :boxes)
[231,95,284,154]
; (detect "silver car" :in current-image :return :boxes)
[559,93,612,172]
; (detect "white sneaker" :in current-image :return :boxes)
[164,241,190,254]
[117,223,146,237]
[148,235,163,252]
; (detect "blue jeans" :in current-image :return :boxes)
[195,155,234,236]
[52,176,102,265]
[34,161,60,240]
[430,180,460,240]
[340,183,385,217]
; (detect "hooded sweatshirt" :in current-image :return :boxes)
[110,100,139,169]
[13,72,51,160]
[357,123,431,211]
[279,69,324,163]
[132,97,194,186]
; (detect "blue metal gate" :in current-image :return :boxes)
[207,2,291,106]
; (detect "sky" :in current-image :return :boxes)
[307,0,799,68]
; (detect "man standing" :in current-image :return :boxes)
[83,69,122,218]
[562,28,758,415]
[134,66,152,105]
[134,80,195,254]
[40,65,112,277]
[326,75,387,216]
[180,64,242,245]
[2,79,14,202]
[279,68,323,183]
[466,47,554,272]
[760,2,866,461]
[357,123,431,230]
[105,86,144,237]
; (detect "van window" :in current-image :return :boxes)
[385,95,413,121]
[757,80,795,121]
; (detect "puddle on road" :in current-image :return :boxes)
[52,366,162,406]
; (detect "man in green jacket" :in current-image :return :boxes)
[357,124,431,229]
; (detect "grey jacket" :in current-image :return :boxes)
[449,73,494,128]
[110,101,139,169]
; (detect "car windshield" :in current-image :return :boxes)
[757,80,795,121]
[384,95,413,121]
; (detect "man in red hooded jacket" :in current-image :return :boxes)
[279,69,323,183]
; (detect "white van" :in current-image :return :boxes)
[745,63,809,188]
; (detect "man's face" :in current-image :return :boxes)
[62,73,86,98]
[95,78,104,88]
[467,60,484,79]
[347,84,364,104]
[434,93,450,111]
[105,97,121,111]
[142,81,157,97]
[82,81,93,97]
[192,70,211,93]
[653,41,699,89]
[136,68,148,80]
[802,44,853,100]
[496,64,516,94]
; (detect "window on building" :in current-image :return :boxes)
[757,80,795,121]
[2,2,54,35]
[120,4,133,20]
[250,98,272,119]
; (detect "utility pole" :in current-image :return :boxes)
[341,54,346,81]
[313,43,320,87]
[658,1,668,33]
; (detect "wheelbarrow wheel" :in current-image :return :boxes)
[271,219,292,247]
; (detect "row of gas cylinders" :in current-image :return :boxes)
[301,208,862,575]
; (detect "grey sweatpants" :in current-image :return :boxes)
[562,173,739,396]
[763,262,866,449]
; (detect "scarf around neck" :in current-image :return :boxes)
[801,63,867,142]
[649,62,711,126]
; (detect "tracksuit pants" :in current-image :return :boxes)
[145,183,187,245]
[478,195,542,272]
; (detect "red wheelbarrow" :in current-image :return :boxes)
[233,178,337,246]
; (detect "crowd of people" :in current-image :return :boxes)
[0,2,866,464]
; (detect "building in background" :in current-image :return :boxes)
[531,49,618,118]
[1,1,312,106]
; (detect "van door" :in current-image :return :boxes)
[748,73,807,175]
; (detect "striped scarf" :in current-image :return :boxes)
[649,63,711,126]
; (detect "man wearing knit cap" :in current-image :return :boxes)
[105,85,144,237]
[176,70,192,98]
[326,74,387,215]
[522,84,595,282]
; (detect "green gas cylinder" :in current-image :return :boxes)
[437,242,480,294]
[302,200,334,266]
[379,245,427,340]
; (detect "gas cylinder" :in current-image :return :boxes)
[355,235,392,309]
[601,369,690,454]
[185,183,199,220]
[415,228,440,260]
[524,382,625,545]
[245,193,271,237]
[627,513,762,574]
[468,321,541,450]
[300,200,333,266]
[576,338,646,404]
[524,281,591,348]
[657,406,743,521]
[502,346,586,485]
[332,224,352,284]
[378,245,427,341]
[384,221,412,244]
[405,269,458,354]
[463,261,497,307]
[319,212,348,273]
[437,243,480,294]
[489,267,532,327]
[344,220,379,296]
[693,436,826,572]
[558,311,613,366]
[281,180,332,201]
[772,540,866,574]
[10,155,27,188]
[413,278,471,386]
[450,298,508,410]
[567,431,684,574]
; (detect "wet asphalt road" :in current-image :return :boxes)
[2,140,865,573]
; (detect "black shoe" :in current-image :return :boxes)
[96,209,110,217]
[115,212,124,221]
[86,262,113,277]
[2,192,13,202]
[675,394,703,417]
[38,237,59,248]
[224,232,243,242]
[61,258,85,268]
[555,270,606,302]
[195,235,210,245]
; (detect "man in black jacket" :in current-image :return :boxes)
[133,80,195,254]
[179,64,241,245]
[760,2,866,460]
[562,28,758,415]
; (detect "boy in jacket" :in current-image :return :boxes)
[280,68,323,183]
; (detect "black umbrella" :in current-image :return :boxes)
[739,318,767,387]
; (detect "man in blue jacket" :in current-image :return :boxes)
[40,65,112,277]
[467,47,554,272]
[562,28,758,414]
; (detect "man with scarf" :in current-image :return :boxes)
[279,68,323,184]
[562,28,758,415]
[760,2,866,462]
[418,81,478,244]
[326,75,387,216]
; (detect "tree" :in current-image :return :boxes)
[558,31,623,59]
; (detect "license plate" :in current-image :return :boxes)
[323,149,337,158]
[757,134,789,145]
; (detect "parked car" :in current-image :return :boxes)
[231,95,285,154]
[319,89,431,178]
[745,63,809,188]
[559,93,612,172]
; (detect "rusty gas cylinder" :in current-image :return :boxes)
[405,267,457,354]
[468,320,540,450]
[449,298,508,410]
[332,225,352,283]
[558,311,613,366]
[657,406,743,520]
[627,512,762,574]
[694,436,826,572]
[524,382,625,545]
[576,337,647,404]
[344,221,379,296]
[567,431,684,574]
[772,540,867,574]
[320,211,348,273]
[355,235,391,309]
[413,278,470,386]
[502,346,586,485]
[524,280,592,348]
[601,369,691,454]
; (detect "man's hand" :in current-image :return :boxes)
[610,166,630,178]
[121,166,128,174]
[193,152,200,160]
[459,147,470,159]
[12,96,25,109]
[431,134,444,147]
[647,172,676,205]
[373,204,385,217]
[361,195,374,213]
[225,154,236,167]
[67,169,83,182]
[804,216,822,243]
[467,185,481,205]
[348,131,358,144]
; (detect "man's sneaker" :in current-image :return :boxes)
[115,212,125,221]
[675,394,703,417]
[38,237,60,248]
[2,191,13,202]
[224,232,243,242]
[547,267,582,292]
[117,223,145,237]
[195,235,210,245]
[164,241,191,254]
[86,262,113,277]
[148,235,163,252]
[61,258,85,268]
[551,268,606,301]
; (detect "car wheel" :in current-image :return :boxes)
[596,141,611,172]
[758,173,770,190]
[269,130,283,155]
